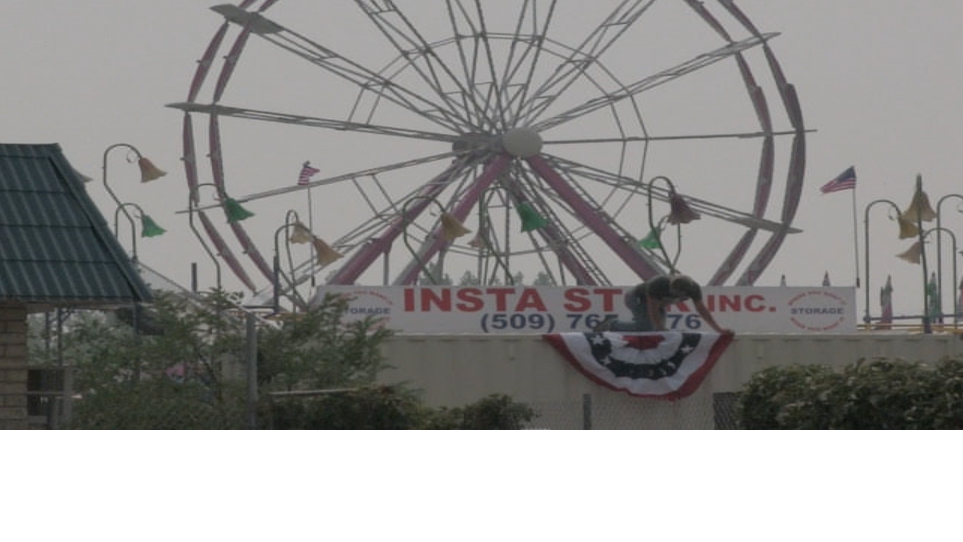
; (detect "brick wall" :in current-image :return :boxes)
[0,305,29,430]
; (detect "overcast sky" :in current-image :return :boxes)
[4,1,963,320]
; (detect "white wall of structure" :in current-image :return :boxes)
[379,332,963,429]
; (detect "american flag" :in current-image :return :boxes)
[820,166,857,194]
[543,331,733,399]
[298,161,320,186]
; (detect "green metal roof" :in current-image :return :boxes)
[0,143,153,307]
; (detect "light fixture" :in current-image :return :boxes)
[139,214,166,237]
[137,157,167,183]
[666,191,701,225]
[401,195,470,284]
[637,227,663,250]
[897,214,919,239]
[224,197,255,222]
[903,175,937,223]
[312,236,344,266]
[440,212,472,241]
[468,231,488,250]
[646,176,695,274]
[113,202,165,262]
[516,201,548,232]
[102,143,166,229]
[288,221,314,244]
[896,240,923,264]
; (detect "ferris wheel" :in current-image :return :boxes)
[170,0,805,304]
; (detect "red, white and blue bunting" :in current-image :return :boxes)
[543,332,734,400]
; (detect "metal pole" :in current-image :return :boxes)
[936,194,963,323]
[915,176,932,334]
[923,227,957,326]
[582,393,592,430]
[102,143,142,225]
[245,312,258,430]
[850,189,861,287]
[863,199,901,326]
[59,308,73,425]
[188,184,224,293]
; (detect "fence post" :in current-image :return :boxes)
[582,393,592,430]
[245,312,258,429]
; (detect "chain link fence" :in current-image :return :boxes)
[523,392,741,430]
[26,374,742,429]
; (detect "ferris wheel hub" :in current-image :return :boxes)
[502,128,543,158]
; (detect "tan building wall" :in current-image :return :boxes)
[0,305,29,430]
[379,333,963,429]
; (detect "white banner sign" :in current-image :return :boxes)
[310,286,857,334]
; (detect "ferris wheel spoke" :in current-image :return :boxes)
[181,150,460,214]
[393,158,514,285]
[519,159,666,277]
[526,155,666,279]
[541,153,801,234]
[355,0,487,128]
[531,33,776,132]
[270,157,489,288]
[210,4,466,132]
[445,0,561,131]
[517,0,657,126]
[444,0,513,130]
[166,102,457,143]
[544,128,806,146]
[330,155,511,285]
[507,165,613,284]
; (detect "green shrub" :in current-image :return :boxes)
[268,388,535,430]
[423,394,537,430]
[737,357,963,429]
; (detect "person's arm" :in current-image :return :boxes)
[647,293,667,331]
[694,299,733,335]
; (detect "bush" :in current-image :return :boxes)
[268,386,425,430]
[423,394,537,430]
[268,387,535,430]
[737,357,963,429]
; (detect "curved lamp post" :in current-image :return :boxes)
[401,195,471,285]
[935,193,963,315]
[273,210,303,313]
[272,210,343,312]
[471,190,515,285]
[102,143,166,225]
[113,202,165,263]
[645,175,700,276]
[863,199,915,326]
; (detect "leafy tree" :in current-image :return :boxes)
[459,270,480,286]
[34,290,535,430]
[256,293,393,392]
